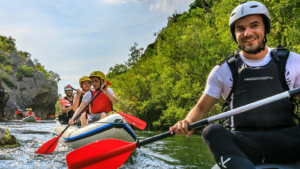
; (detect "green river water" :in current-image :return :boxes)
[0,120,215,169]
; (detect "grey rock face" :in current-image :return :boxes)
[0,127,5,140]
[0,79,9,119]
[1,51,58,120]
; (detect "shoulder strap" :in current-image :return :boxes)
[225,49,240,102]
[271,45,300,122]
[271,44,290,91]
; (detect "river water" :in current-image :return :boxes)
[0,120,215,169]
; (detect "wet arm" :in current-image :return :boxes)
[61,103,73,113]
[73,94,80,112]
[107,93,118,104]
[185,94,219,124]
[71,102,87,121]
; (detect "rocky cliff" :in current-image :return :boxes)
[0,79,9,120]
[0,51,58,119]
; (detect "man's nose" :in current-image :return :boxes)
[244,26,254,37]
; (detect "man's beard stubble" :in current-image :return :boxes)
[239,35,264,54]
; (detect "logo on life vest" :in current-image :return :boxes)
[219,156,231,168]
[244,76,273,81]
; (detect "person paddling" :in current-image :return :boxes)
[24,108,35,118]
[72,76,91,126]
[69,71,118,126]
[59,85,75,124]
[170,1,300,169]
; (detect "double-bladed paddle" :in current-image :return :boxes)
[66,87,300,169]
[15,110,41,120]
[59,99,146,130]
[35,81,111,154]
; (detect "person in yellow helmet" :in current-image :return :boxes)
[24,108,35,118]
[69,71,118,126]
[72,76,92,126]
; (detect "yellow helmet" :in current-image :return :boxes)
[79,76,91,87]
[26,108,32,111]
[89,71,105,80]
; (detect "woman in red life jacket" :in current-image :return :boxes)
[72,76,91,126]
[25,108,35,118]
[69,71,118,126]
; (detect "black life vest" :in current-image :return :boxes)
[78,93,90,114]
[64,96,75,118]
[221,45,297,130]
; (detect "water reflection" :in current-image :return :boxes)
[0,120,215,169]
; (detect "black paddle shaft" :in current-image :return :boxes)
[137,87,300,147]
[60,85,107,134]
[71,87,84,96]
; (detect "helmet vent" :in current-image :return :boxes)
[250,5,258,8]
[231,12,236,17]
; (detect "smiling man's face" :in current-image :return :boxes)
[235,14,265,53]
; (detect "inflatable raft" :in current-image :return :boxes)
[53,114,136,149]
[212,161,300,169]
[22,115,37,122]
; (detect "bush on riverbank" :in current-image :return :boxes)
[107,0,300,130]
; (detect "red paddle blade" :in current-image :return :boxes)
[35,117,41,120]
[66,139,137,169]
[36,134,61,154]
[59,99,72,106]
[116,111,146,130]
[50,115,54,118]
[15,111,20,114]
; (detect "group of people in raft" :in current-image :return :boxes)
[59,70,118,126]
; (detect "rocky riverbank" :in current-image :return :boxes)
[0,127,19,148]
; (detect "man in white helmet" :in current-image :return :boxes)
[170,1,300,168]
[58,84,75,124]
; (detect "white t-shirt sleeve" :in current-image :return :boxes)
[203,62,233,100]
[82,88,114,103]
[203,65,224,99]
[82,91,92,103]
[286,52,300,89]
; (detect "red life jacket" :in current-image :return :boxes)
[88,90,112,114]
[28,111,33,116]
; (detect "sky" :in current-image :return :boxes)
[0,0,194,95]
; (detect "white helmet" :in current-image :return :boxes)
[64,84,73,91]
[229,1,271,42]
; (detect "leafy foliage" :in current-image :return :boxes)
[0,36,16,53]
[0,72,16,89]
[33,58,61,86]
[18,51,31,61]
[15,64,35,81]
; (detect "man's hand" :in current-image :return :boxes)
[69,118,76,124]
[76,89,82,96]
[169,120,194,138]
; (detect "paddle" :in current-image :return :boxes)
[60,95,147,130]
[112,110,146,130]
[66,87,300,169]
[70,86,84,96]
[59,98,73,106]
[36,81,111,155]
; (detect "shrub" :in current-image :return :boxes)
[0,73,16,89]
[0,54,6,63]
[3,65,12,74]
[15,64,35,81]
